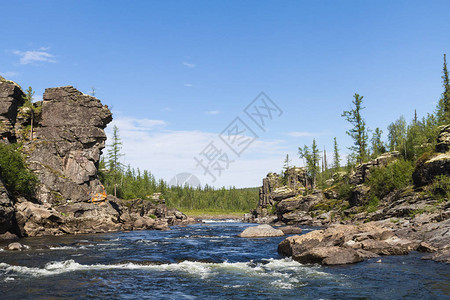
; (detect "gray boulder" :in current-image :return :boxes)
[7,242,24,251]
[278,226,303,234]
[238,224,284,238]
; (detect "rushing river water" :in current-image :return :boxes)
[0,221,449,299]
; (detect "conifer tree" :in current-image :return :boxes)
[437,54,450,124]
[107,125,123,197]
[341,93,368,164]
[333,137,340,171]
[283,154,291,172]
[299,139,320,189]
[22,86,40,140]
[371,127,385,158]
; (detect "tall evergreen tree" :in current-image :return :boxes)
[22,86,40,140]
[332,137,340,171]
[341,93,368,164]
[371,127,385,157]
[437,54,450,124]
[299,139,320,189]
[107,125,123,197]
[283,154,291,172]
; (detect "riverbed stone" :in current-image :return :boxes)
[238,224,284,238]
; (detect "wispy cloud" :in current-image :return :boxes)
[285,131,325,137]
[12,49,56,65]
[112,117,167,133]
[0,71,19,78]
[182,62,195,68]
[184,83,193,87]
[205,110,220,115]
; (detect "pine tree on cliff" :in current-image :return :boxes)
[107,125,124,197]
[437,54,450,124]
[342,93,368,164]
[22,86,41,140]
[283,154,291,171]
[311,139,320,182]
[298,139,320,189]
[333,137,340,171]
[371,127,385,158]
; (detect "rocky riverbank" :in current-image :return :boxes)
[0,77,193,242]
[244,125,450,264]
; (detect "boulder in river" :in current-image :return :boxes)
[278,226,303,234]
[238,224,284,238]
[7,242,24,251]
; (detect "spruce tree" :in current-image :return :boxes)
[107,125,123,197]
[371,127,385,158]
[299,140,320,189]
[341,93,368,164]
[22,86,40,140]
[333,137,340,171]
[437,54,450,124]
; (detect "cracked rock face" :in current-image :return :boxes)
[0,77,24,142]
[26,86,112,204]
[413,124,450,187]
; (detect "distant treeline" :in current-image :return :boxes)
[98,154,258,212]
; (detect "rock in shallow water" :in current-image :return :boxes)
[7,242,24,251]
[278,226,303,234]
[238,224,284,238]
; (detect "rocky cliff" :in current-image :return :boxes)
[0,77,193,240]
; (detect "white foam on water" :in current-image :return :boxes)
[49,246,78,250]
[0,258,331,289]
[201,219,240,223]
[4,277,14,282]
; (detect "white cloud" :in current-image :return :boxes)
[105,115,287,188]
[182,62,196,68]
[12,49,56,65]
[285,131,325,137]
[111,117,167,133]
[0,71,19,78]
[205,110,220,115]
[184,83,193,87]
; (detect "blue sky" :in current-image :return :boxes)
[1,0,449,187]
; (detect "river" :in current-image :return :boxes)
[0,221,449,299]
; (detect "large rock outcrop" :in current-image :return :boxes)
[413,124,450,186]
[0,76,24,142]
[349,151,401,185]
[0,78,193,238]
[25,86,112,204]
[278,223,415,265]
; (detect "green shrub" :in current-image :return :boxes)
[366,196,380,213]
[337,183,354,200]
[428,175,450,201]
[0,143,38,197]
[366,159,414,198]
